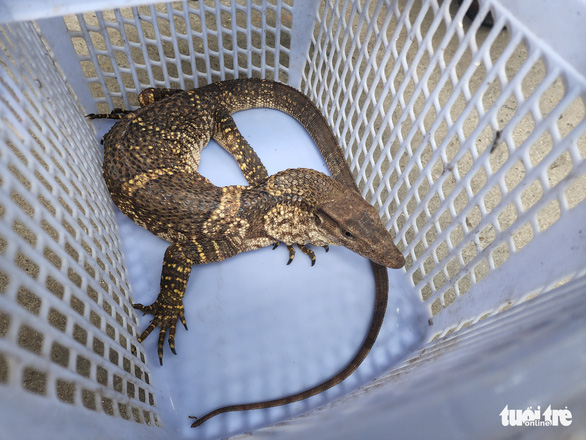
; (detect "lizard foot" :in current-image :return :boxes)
[86,108,133,120]
[271,242,326,266]
[133,300,188,365]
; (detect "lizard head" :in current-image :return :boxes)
[267,168,405,269]
[313,185,405,269]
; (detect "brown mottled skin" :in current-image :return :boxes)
[88,78,405,427]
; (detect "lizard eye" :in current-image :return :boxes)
[343,230,354,239]
[314,214,322,226]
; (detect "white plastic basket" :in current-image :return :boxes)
[1,0,585,439]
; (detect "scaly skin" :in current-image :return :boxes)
[89,78,404,427]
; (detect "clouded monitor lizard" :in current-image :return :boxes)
[88,78,405,427]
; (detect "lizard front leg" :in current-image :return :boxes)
[133,242,193,365]
[272,242,328,266]
[133,238,240,364]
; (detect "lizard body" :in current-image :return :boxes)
[89,78,404,427]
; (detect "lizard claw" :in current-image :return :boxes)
[297,245,316,266]
[133,302,148,316]
[272,242,324,266]
[157,327,167,365]
[286,244,295,265]
[132,300,187,365]
[270,242,295,263]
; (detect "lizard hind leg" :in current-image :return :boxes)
[87,87,185,121]
[212,112,269,186]
[86,108,133,120]
[137,87,186,107]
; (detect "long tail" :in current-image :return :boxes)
[190,260,387,427]
[191,78,391,427]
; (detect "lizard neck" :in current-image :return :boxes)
[237,168,334,249]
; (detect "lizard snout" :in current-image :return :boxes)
[355,224,405,269]
[316,189,405,270]
[374,242,405,269]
